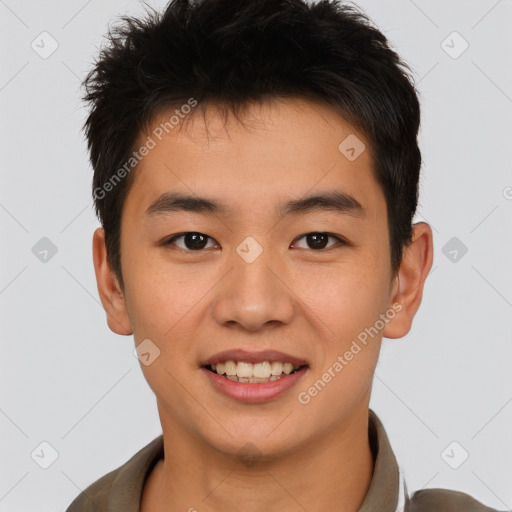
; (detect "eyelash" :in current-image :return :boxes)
[162,232,347,252]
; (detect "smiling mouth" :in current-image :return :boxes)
[204,360,307,383]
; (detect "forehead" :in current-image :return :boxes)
[126,97,384,218]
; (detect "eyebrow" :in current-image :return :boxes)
[145,190,365,218]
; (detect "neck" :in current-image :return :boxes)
[141,403,374,512]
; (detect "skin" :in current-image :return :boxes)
[92,97,433,512]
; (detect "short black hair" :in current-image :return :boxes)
[83,0,421,290]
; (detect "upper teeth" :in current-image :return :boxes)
[212,361,300,379]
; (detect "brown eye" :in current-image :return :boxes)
[292,232,343,250]
[165,232,217,251]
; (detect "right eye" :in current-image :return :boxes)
[163,232,219,251]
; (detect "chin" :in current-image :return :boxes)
[201,417,307,461]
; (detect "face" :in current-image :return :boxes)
[105,98,401,458]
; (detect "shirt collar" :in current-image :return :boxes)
[359,408,409,512]
[108,434,164,511]
[107,408,407,511]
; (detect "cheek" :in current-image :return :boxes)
[291,251,391,334]
[122,249,203,335]
[291,266,387,426]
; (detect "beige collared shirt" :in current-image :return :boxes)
[66,409,501,512]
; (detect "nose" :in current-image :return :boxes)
[211,246,296,332]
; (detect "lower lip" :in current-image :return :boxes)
[201,366,308,403]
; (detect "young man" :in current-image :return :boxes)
[66,0,501,511]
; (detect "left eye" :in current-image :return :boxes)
[292,233,344,250]
[164,232,218,251]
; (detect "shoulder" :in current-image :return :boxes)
[407,488,503,512]
[65,435,164,512]
[65,467,117,512]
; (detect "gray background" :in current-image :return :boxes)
[1,0,511,510]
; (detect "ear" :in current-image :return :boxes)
[92,227,133,336]
[383,222,433,339]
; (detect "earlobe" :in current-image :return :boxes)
[92,227,133,336]
[383,222,434,339]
